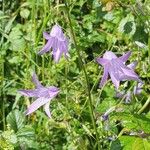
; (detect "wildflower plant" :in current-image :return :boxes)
[1,0,150,150]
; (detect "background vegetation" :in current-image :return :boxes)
[0,0,150,149]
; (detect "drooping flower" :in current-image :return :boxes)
[38,24,69,63]
[133,82,143,95]
[18,73,59,118]
[97,51,142,89]
[116,90,131,103]
[101,106,115,122]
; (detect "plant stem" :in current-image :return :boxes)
[137,97,150,114]
[1,0,6,130]
[64,2,100,149]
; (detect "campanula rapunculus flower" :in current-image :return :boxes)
[133,82,143,95]
[38,24,69,63]
[18,73,59,118]
[97,51,141,89]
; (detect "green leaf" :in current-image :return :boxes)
[110,139,122,150]
[6,109,25,132]
[8,56,22,64]
[8,25,26,51]
[17,125,35,138]
[97,86,116,113]
[17,126,38,149]
[111,112,150,133]
[5,15,17,33]
[97,98,116,114]
[20,8,30,19]
[0,129,17,150]
[118,14,136,35]
[119,136,150,150]
[18,137,38,149]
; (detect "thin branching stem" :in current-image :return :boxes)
[64,2,100,149]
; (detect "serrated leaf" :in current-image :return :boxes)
[7,110,25,132]
[119,136,150,150]
[17,125,35,138]
[17,126,38,149]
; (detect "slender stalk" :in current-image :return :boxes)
[1,0,6,130]
[137,97,150,114]
[64,2,100,149]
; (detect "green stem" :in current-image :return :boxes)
[1,0,6,130]
[137,97,150,114]
[64,2,100,149]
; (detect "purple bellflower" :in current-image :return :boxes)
[133,82,143,95]
[97,51,141,89]
[38,24,69,63]
[116,90,132,103]
[18,73,59,118]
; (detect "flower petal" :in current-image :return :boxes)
[53,48,62,63]
[127,61,137,70]
[97,58,109,66]
[50,25,65,41]
[103,51,117,60]
[32,73,43,88]
[60,40,68,53]
[18,89,39,97]
[25,97,51,116]
[36,87,59,98]
[38,38,53,55]
[119,63,140,81]
[125,91,131,103]
[48,86,59,92]
[109,71,120,89]
[115,90,125,98]
[43,32,51,40]
[133,82,143,95]
[119,51,131,62]
[44,102,51,118]
[99,65,109,87]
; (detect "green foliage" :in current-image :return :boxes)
[0,0,150,149]
[2,110,38,149]
[111,112,150,133]
[0,128,17,150]
[7,109,25,132]
[120,136,150,150]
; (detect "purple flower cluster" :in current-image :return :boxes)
[18,24,143,118]
[19,24,68,117]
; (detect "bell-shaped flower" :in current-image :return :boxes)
[38,24,69,63]
[133,82,143,95]
[97,51,142,89]
[18,73,59,118]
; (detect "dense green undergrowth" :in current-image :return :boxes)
[0,0,150,149]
